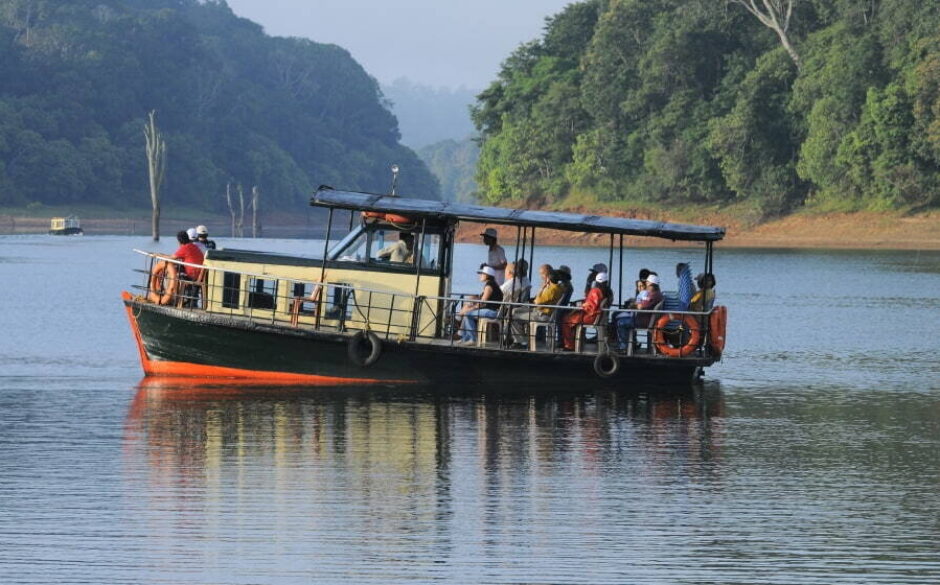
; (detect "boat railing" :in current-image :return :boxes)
[131,251,719,359]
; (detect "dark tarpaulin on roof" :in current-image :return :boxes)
[310,188,725,242]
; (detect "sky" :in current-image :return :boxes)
[224,0,574,90]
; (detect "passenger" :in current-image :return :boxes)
[186,228,198,249]
[509,267,563,349]
[195,225,216,252]
[561,272,613,351]
[585,263,608,296]
[146,230,205,305]
[530,263,553,299]
[635,268,652,296]
[556,265,574,306]
[377,232,414,263]
[480,228,507,284]
[501,260,530,300]
[614,274,664,350]
[690,273,717,312]
[676,262,694,310]
[457,266,504,345]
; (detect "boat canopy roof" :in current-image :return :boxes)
[311,188,725,242]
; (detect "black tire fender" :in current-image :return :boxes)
[348,330,382,367]
[593,352,619,379]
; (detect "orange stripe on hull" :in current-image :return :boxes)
[121,291,414,386]
[142,359,404,385]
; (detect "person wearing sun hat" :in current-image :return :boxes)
[456,265,504,344]
[479,227,507,285]
[561,271,613,350]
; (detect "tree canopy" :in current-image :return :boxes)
[472,0,940,216]
[0,0,439,210]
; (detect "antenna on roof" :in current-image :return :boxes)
[389,164,400,196]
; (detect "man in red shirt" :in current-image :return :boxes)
[146,231,204,305]
[172,230,204,279]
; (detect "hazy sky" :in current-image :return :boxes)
[224,0,574,89]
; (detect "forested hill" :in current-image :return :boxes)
[473,0,940,217]
[0,0,439,211]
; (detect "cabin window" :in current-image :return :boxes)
[334,229,370,262]
[222,272,241,308]
[372,230,417,265]
[417,234,442,270]
[292,282,319,317]
[322,283,351,321]
[247,277,277,310]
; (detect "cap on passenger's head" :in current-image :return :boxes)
[186,228,197,241]
[477,266,498,278]
[480,228,498,239]
[646,274,660,285]
[595,272,609,283]
[196,225,208,235]
[591,263,608,273]
[558,265,571,275]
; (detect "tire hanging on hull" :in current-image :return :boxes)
[348,330,383,367]
[593,352,620,378]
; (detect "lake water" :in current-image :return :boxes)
[1,235,939,584]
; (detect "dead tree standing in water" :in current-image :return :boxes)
[144,110,166,242]
[251,186,261,238]
[225,182,247,237]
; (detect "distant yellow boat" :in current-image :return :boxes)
[49,216,84,236]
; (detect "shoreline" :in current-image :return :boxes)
[2,208,939,250]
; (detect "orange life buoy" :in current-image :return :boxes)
[147,261,178,305]
[652,313,702,357]
[708,305,727,357]
[383,213,413,224]
[361,211,414,225]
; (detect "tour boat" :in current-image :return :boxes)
[122,187,727,387]
[49,216,84,235]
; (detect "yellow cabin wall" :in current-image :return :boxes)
[201,258,443,338]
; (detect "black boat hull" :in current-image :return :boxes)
[123,292,712,388]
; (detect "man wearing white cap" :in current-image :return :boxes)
[195,225,216,251]
[561,271,613,350]
[456,265,504,344]
[480,228,507,285]
[614,273,664,350]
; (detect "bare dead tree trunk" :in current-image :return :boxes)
[251,186,261,238]
[236,184,245,237]
[730,0,801,70]
[225,182,237,237]
[143,110,166,242]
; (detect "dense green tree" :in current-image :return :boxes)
[0,0,439,209]
[472,0,940,216]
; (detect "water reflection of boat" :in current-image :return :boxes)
[49,216,84,235]
[123,187,727,388]
[125,378,725,478]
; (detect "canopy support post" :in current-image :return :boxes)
[316,208,334,330]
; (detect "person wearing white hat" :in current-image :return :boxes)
[480,228,507,285]
[187,227,208,254]
[456,265,504,344]
[561,271,613,350]
[614,273,664,350]
[195,225,216,251]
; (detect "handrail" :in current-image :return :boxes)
[135,250,715,318]
[132,249,717,357]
